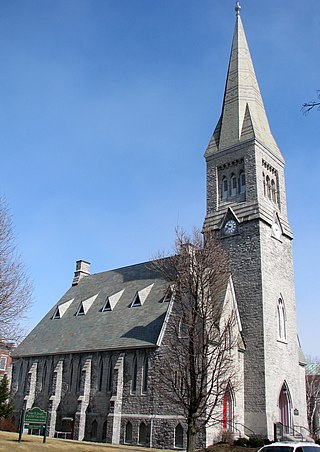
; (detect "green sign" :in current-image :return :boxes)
[24,407,47,425]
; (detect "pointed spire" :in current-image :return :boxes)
[205,5,283,160]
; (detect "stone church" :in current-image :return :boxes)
[11,3,308,449]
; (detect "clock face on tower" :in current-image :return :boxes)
[224,219,237,235]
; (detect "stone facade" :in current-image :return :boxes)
[11,5,308,449]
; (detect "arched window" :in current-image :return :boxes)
[91,419,98,440]
[98,356,103,392]
[42,361,47,390]
[175,423,184,448]
[107,357,113,393]
[76,358,82,393]
[142,356,148,394]
[131,355,138,394]
[69,357,73,390]
[18,361,24,392]
[239,171,246,194]
[271,179,276,203]
[266,175,271,199]
[138,422,147,445]
[230,174,237,197]
[221,177,228,201]
[279,382,292,433]
[223,384,234,431]
[125,421,133,443]
[102,420,108,442]
[277,298,286,340]
[48,359,55,394]
[23,361,30,394]
[263,172,266,196]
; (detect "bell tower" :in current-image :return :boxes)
[203,2,307,438]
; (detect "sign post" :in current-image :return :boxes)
[18,407,48,444]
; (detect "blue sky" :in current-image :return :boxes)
[0,1,319,356]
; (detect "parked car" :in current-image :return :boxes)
[258,443,320,452]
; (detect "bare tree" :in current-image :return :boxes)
[0,196,32,342]
[302,91,320,113]
[306,359,320,436]
[153,228,240,452]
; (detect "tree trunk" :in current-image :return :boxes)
[187,417,197,452]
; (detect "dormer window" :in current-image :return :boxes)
[130,284,154,308]
[52,299,74,320]
[102,298,112,312]
[75,294,98,316]
[101,289,124,312]
[76,304,85,316]
[132,293,142,307]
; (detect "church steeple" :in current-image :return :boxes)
[205,3,283,161]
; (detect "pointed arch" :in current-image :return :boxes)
[277,297,286,340]
[102,419,108,442]
[271,179,276,203]
[221,176,228,200]
[279,382,292,432]
[142,355,148,394]
[230,173,237,197]
[42,360,47,390]
[131,355,138,394]
[107,356,113,393]
[76,357,82,392]
[138,421,147,445]
[239,171,246,194]
[174,423,184,448]
[223,383,234,431]
[125,421,133,444]
[98,356,104,392]
[91,419,98,440]
[266,175,271,199]
[69,357,74,390]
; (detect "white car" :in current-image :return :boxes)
[258,443,320,452]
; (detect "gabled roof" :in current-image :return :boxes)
[14,261,171,357]
[205,7,283,161]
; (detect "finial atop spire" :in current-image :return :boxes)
[235,1,241,16]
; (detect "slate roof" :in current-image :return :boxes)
[14,261,171,357]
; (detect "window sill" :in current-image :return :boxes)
[277,338,287,345]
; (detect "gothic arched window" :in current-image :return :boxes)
[76,358,82,393]
[239,171,246,194]
[91,419,98,440]
[98,356,103,392]
[221,177,228,201]
[125,421,133,443]
[175,424,184,448]
[230,174,237,197]
[131,355,138,394]
[42,361,47,390]
[107,357,113,393]
[138,422,147,445]
[266,176,271,199]
[271,179,277,203]
[142,356,148,394]
[277,298,286,340]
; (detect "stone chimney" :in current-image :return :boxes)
[72,260,91,286]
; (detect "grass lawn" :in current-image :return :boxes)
[0,431,177,452]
